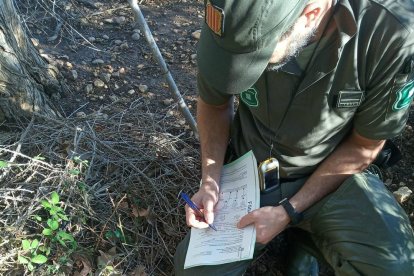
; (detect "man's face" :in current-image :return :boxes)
[267,19,317,71]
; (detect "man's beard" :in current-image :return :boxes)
[267,23,317,71]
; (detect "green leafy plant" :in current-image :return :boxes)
[0,160,9,168]
[72,156,89,175]
[19,191,77,272]
[41,192,68,225]
[41,192,76,249]
[105,228,127,243]
[18,239,48,271]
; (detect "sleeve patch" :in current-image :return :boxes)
[386,73,414,121]
[392,79,414,111]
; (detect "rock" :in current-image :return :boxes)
[163,98,173,106]
[104,18,113,24]
[76,112,87,118]
[132,32,140,41]
[137,64,145,70]
[94,79,105,88]
[191,30,201,40]
[133,28,141,33]
[70,70,78,80]
[393,186,413,204]
[191,54,197,61]
[120,42,129,49]
[101,73,111,83]
[114,16,126,25]
[119,67,126,74]
[103,65,114,73]
[85,84,93,93]
[92,59,104,65]
[65,62,73,70]
[399,181,406,187]
[88,36,96,42]
[138,84,148,93]
[128,89,136,95]
[112,71,120,78]
[114,40,123,45]
[102,34,109,40]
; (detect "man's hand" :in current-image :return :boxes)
[185,181,219,229]
[237,206,290,244]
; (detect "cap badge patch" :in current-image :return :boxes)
[241,88,259,107]
[205,0,224,36]
[392,80,414,111]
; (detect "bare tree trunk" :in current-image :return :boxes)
[0,0,64,122]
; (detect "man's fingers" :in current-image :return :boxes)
[237,212,255,229]
[185,205,209,229]
[202,198,215,224]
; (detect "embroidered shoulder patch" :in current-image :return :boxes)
[392,80,414,111]
[205,0,224,36]
[240,88,259,107]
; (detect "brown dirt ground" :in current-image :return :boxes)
[21,0,414,274]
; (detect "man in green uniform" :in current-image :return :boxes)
[175,0,414,274]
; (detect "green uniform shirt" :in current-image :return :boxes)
[198,0,414,178]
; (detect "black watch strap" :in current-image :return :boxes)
[279,198,303,225]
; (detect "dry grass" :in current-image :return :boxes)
[0,98,200,275]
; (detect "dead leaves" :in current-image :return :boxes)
[131,205,150,218]
[130,265,147,276]
[96,246,122,275]
[118,195,155,225]
[72,253,93,276]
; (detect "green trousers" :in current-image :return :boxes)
[174,173,414,275]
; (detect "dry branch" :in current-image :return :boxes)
[0,98,200,274]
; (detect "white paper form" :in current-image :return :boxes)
[184,151,260,269]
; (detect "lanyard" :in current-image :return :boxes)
[264,3,338,160]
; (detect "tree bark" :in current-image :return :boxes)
[0,0,64,122]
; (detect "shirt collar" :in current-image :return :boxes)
[268,0,360,77]
[334,0,364,47]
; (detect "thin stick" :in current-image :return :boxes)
[127,0,199,137]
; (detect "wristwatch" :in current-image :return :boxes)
[278,198,303,226]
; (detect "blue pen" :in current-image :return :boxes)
[180,192,217,231]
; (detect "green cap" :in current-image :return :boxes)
[197,0,309,94]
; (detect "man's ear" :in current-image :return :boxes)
[301,2,323,28]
